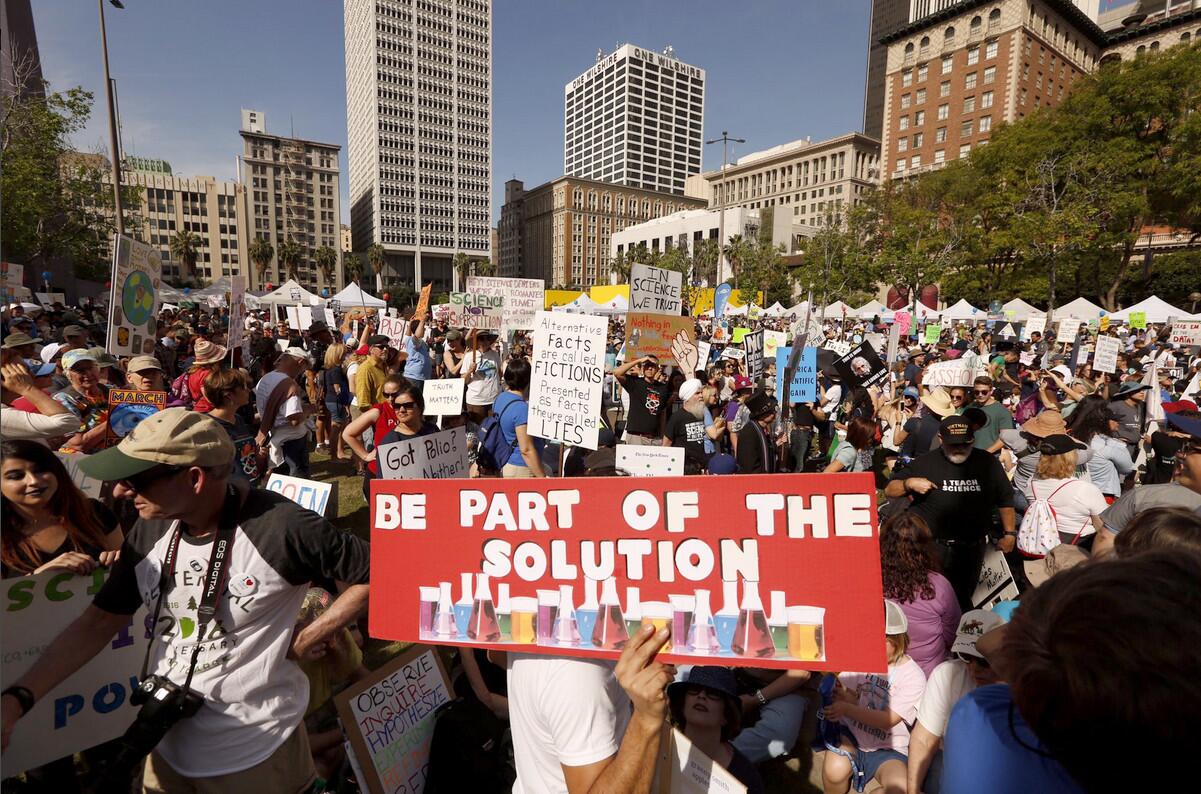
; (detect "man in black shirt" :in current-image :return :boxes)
[736,391,781,474]
[615,354,671,445]
[662,379,709,469]
[885,415,1016,609]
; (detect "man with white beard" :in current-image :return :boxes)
[662,379,712,471]
[885,415,1016,609]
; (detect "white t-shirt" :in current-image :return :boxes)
[463,349,502,407]
[838,656,926,754]
[507,654,630,794]
[916,659,977,737]
[346,361,361,405]
[1023,477,1107,539]
[254,370,304,429]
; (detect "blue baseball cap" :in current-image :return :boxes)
[24,359,56,377]
[707,453,738,475]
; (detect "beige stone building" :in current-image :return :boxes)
[684,132,881,228]
[498,176,705,288]
[340,224,353,255]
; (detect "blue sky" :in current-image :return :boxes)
[34,0,1135,226]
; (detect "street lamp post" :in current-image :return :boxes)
[99,0,124,237]
[705,131,745,286]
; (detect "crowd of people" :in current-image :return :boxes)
[0,294,1199,793]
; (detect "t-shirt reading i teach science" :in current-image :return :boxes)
[891,447,1014,543]
[93,485,370,777]
[622,376,671,435]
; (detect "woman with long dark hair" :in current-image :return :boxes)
[879,512,960,678]
[1,439,122,577]
[1069,395,1134,500]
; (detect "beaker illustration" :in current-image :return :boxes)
[640,601,673,653]
[787,606,826,661]
[510,596,537,644]
[576,578,599,648]
[687,589,719,654]
[713,579,740,653]
[624,586,642,639]
[552,585,581,646]
[434,581,458,639]
[496,583,512,641]
[733,580,774,658]
[418,586,439,639]
[536,589,559,645]
[768,590,788,654]
[453,572,474,640]
[592,577,629,650]
[468,573,501,642]
[669,595,695,653]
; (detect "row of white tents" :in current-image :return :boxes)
[160,279,388,312]
[769,295,1200,324]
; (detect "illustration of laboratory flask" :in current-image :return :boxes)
[468,573,501,642]
[592,577,629,650]
[552,584,580,646]
[713,580,740,653]
[433,581,458,639]
[576,578,600,647]
[732,580,775,658]
[686,589,719,654]
[453,572,474,639]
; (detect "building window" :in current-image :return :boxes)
[965,72,977,89]
[916,88,926,104]
[898,137,908,152]
[902,69,913,86]
[967,46,980,65]
[896,158,906,172]
[981,90,994,109]
[935,126,947,143]
[964,96,976,112]
[940,80,951,97]
[910,154,922,168]
[934,149,946,163]
[986,39,998,59]
[961,120,974,137]
[979,115,992,132]
[899,115,910,131]
[984,65,996,84]
[938,103,949,120]
[914,110,925,126]
[912,132,923,147]
[917,64,929,82]
[941,55,953,74]
[901,93,911,109]
[959,143,972,158]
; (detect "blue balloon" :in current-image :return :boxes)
[41,270,52,280]
[321,288,330,297]
[183,287,191,296]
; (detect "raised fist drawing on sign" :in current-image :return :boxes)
[671,330,698,376]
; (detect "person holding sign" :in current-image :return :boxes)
[402,318,432,393]
[374,382,438,450]
[615,354,671,446]
[462,330,502,421]
[492,358,546,478]
[667,667,766,794]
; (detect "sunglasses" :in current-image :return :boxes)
[955,652,990,668]
[394,401,418,411]
[120,464,184,492]
[973,389,992,396]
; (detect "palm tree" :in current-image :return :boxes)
[169,230,201,284]
[722,234,750,283]
[367,243,387,287]
[314,245,338,288]
[609,250,631,284]
[277,238,303,282]
[453,252,471,291]
[248,237,274,287]
[345,252,364,282]
[474,258,497,277]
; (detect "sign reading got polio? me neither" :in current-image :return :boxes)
[368,473,887,672]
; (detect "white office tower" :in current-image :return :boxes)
[564,44,705,196]
[344,0,492,291]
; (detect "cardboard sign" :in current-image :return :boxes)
[107,234,163,356]
[335,645,452,794]
[368,473,886,671]
[530,310,607,450]
[615,444,686,477]
[377,426,469,480]
[832,342,888,389]
[265,473,335,517]
[658,726,748,794]
[1169,321,1201,347]
[227,276,246,355]
[972,547,1019,609]
[631,263,684,316]
[744,330,765,382]
[775,346,817,404]
[1129,311,1147,329]
[107,389,167,441]
[923,359,978,388]
[2,570,151,775]
[824,340,852,358]
[626,312,696,366]
[1024,316,1046,341]
[730,327,752,345]
[923,324,941,344]
[423,378,465,416]
[55,452,104,500]
[893,310,912,337]
[763,330,787,361]
[378,314,408,349]
[1056,318,1081,344]
[467,276,544,333]
[1093,335,1120,374]
[432,303,451,322]
[448,291,504,331]
[413,283,433,321]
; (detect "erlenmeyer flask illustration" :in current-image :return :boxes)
[686,589,719,654]
[592,577,629,650]
[624,586,642,639]
[576,578,600,648]
[733,580,775,658]
[453,572,474,639]
[468,573,501,642]
[713,579,739,653]
[418,586,439,639]
[552,584,581,646]
[496,583,512,641]
[434,581,458,639]
[536,589,559,645]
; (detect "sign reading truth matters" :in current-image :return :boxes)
[368,473,887,672]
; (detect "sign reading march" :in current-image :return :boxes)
[368,473,887,672]
[466,276,544,333]
[630,263,683,316]
[107,234,162,356]
[448,291,504,331]
[529,310,606,450]
[377,426,469,480]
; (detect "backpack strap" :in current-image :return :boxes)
[258,374,300,443]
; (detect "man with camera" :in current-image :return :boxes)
[1,408,370,792]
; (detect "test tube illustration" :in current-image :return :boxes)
[434,581,458,639]
[713,579,740,653]
[468,573,501,642]
[418,586,439,639]
[768,590,788,655]
[624,586,642,639]
[536,589,559,645]
[510,596,537,644]
[576,578,600,648]
[496,583,512,641]
[592,577,629,650]
[640,601,673,652]
[669,594,695,654]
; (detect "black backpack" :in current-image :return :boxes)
[424,697,514,793]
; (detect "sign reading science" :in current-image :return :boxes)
[368,473,887,672]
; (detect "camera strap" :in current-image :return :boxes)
[139,484,243,693]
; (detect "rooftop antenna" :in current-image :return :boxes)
[290,114,295,137]
[663,44,674,58]
[596,48,604,63]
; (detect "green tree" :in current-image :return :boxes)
[609,249,631,283]
[248,237,274,286]
[367,243,387,283]
[792,203,875,307]
[691,239,720,287]
[721,234,751,284]
[314,244,338,286]
[277,238,304,282]
[452,251,470,290]
[473,258,497,277]
[169,230,202,284]
[344,251,364,282]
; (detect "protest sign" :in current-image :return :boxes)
[972,547,1019,609]
[2,570,150,775]
[832,342,887,389]
[893,310,911,337]
[625,312,696,366]
[923,359,978,388]
[107,234,163,356]
[266,472,335,517]
[56,452,104,500]
[696,340,712,370]
[630,263,683,316]
[615,444,686,477]
[998,323,1016,338]
[775,347,817,404]
[413,283,433,320]
[824,339,852,358]
[710,320,728,344]
[729,327,751,345]
[719,347,746,363]
[3,261,24,288]
[1099,315,1109,332]
[923,324,941,345]
[378,314,408,349]
[1019,351,1036,366]
[35,291,66,307]
[530,311,607,450]
[227,276,246,354]
[1056,318,1081,344]
[377,426,470,480]
[1093,335,1120,374]
[285,306,300,330]
[448,291,504,331]
[763,330,786,361]
[744,330,765,382]
[432,303,451,322]
[335,645,452,794]
[423,378,465,416]
[1168,321,1201,347]
[467,276,544,333]
[324,307,337,328]
[885,322,900,365]
[107,389,167,443]
[1024,316,1046,341]
[299,305,315,330]
[1129,311,1147,329]
[368,473,886,671]
[657,725,748,794]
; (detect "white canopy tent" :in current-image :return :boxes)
[329,281,387,309]
[255,279,324,309]
[941,299,982,320]
[1056,297,1105,320]
[786,300,810,317]
[1107,295,1195,325]
[1001,298,1045,321]
[764,301,787,316]
[822,300,854,318]
[856,299,889,319]
[905,302,941,321]
[726,303,749,316]
[552,293,600,314]
[595,294,628,316]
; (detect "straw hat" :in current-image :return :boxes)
[191,338,228,365]
[1020,409,1067,438]
[920,387,956,417]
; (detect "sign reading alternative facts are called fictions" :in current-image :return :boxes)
[369,473,887,672]
[529,310,607,450]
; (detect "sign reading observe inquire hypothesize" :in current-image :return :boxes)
[615,444,685,477]
[625,312,695,366]
[2,570,151,775]
[368,473,886,671]
[266,472,335,517]
[107,234,163,356]
[377,426,470,481]
[422,378,465,416]
[1093,335,1120,374]
[530,310,607,451]
[448,291,504,331]
[466,276,544,333]
[775,346,817,404]
[335,645,452,794]
[630,263,683,316]
[1168,321,1201,347]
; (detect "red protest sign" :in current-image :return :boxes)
[369,473,887,672]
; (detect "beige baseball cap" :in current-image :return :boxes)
[127,354,163,373]
[77,408,234,481]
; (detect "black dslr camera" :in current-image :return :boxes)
[94,675,204,786]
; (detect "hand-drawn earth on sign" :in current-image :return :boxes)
[122,270,156,325]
